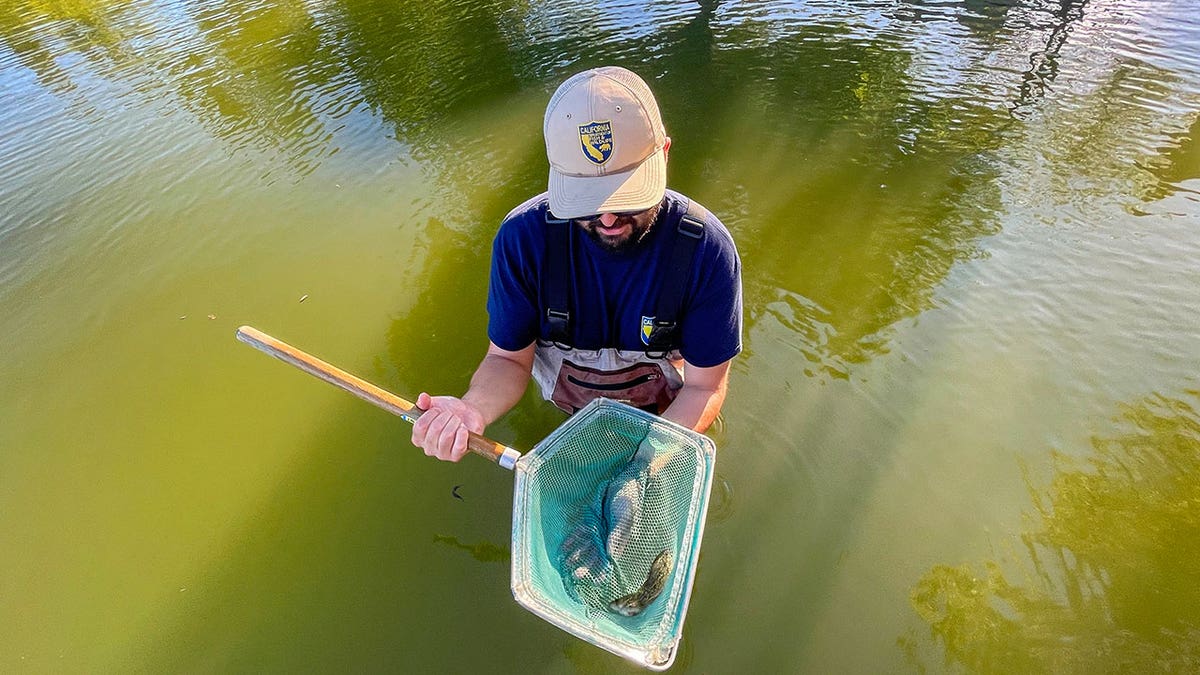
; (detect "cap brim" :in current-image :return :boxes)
[548,148,666,219]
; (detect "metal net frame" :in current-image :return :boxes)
[511,398,716,670]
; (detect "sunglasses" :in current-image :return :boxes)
[574,207,654,222]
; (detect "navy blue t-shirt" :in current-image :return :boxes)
[487,189,742,368]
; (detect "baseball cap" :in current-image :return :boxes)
[543,66,668,219]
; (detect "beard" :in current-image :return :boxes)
[575,200,664,253]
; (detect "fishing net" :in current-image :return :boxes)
[511,398,716,670]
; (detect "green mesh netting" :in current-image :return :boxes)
[511,398,715,670]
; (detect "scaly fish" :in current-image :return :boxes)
[559,510,613,586]
[559,434,668,600]
[558,477,616,592]
[608,548,673,616]
[601,439,655,562]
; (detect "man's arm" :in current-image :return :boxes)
[411,341,535,462]
[661,359,731,433]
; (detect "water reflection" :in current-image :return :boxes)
[8,0,1186,347]
[0,0,1017,373]
[172,0,343,178]
[308,0,559,230]
[327,0,544,199]
[0,0,132,96]
[1009,0,1087,119]
[332,0,523,137]
[1141,115,1200,203]
[369,0,1019,376]
[678,20,1008,372]
[0,0,542,185]
[906,394,1200,672]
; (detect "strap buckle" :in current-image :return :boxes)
[545,309,573,350]
[644,319,677,359]
[677,217,704,239]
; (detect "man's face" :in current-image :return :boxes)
[573,200,663,253]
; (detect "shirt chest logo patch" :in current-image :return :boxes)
[640,315,655,345]
[579,121,613,165]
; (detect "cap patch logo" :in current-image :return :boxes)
[641,316,655,345]
[579,121,613,165]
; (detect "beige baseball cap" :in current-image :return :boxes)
[543,66,668,219]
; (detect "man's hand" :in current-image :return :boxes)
[411,392,486,462]
[409,341,534,462]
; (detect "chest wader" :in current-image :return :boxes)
[534,199,708,414]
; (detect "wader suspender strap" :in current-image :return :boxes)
[645,198,706,358]
[542,199,707,355]
[544,212,573,347]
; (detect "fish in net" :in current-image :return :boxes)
[555,431,678,615]
[512,402,713,670]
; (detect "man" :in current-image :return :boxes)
[413,65,742,462]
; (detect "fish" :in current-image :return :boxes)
[558,477,617,593]
[558,511,613,587]
[608,548,673,616]
[601,440,655,562]
[558,436,664,600]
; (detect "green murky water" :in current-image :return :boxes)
[2,0,1198,671]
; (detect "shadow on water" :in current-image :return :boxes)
[902,393,1200,672]
[433,534,510,564]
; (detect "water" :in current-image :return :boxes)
[2,0,1198,671]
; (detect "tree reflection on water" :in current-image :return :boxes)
[905,394,1200,672]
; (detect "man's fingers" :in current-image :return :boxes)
[450,427,471,462]
[416,392,433,410]
[425,411,457,457]
[414,409,452,455]
[411,412,432,448]
[437,420,462,460]
[411,405,442,448]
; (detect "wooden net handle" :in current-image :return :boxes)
[236,326,520,469]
